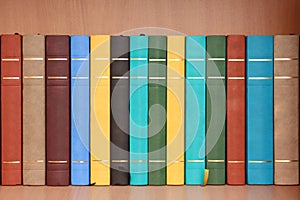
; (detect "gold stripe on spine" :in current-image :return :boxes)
[149,77,166,80]
[149,58,166,62]
[275,160,299,163]
[167,77,185,80]
[149,160,166,163]
[130,58,147,61]
[207,76,226,79]
[207,160,225,163]
[168,58,184,62]
[92,160,109,162]
[227,161,245,163]
[228,58,245,62]
[47,58,68,61]
[186,77,205,80]
[228,77,245,80]
[71,58,88,61]
[248,77,272,80]
[23,76,44,79]
[130,76,147,79]
[47,76,68,79]
[187,160,205,163]
[248,58,273,62]
[1,58,20,61]
[3,77,20,80]
[274,58,298,61]
[23,160,44,163]
[111,160,128,163]
[72,160,88,163]
[71,76,89,80]
[96,76,109,79]
[48,160,68,164]
[23,57,44,61]
[274,76,299,79]
[130,160,147,163]
[248,160,273,163]
[111,76,128,79]
[111,58,128,61]
[187,58,205,61]
[172,160,185,163]
[208,58,226,61]
[2,161,21,164]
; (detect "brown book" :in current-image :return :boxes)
[226,35,246,185]
[1,34,22,185]
[46,35,70,186]
[22,35,45,185]
[274,35,299,185]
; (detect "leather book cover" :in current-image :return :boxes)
[148,36,167,185]
[274,35,299,185]
[110,36,130,185]
[206,36,226,185]
[167,36,185,185]
[226,35,246,185]
[70,35,90,185]
[1,34,22,185]
[22,34,45,185]
[129,36,148,185]
[46,35,70,186]
[90,35,110,185]
[185,36,206,185]
[246,36,274,184]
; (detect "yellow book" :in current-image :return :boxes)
[167,36,185,185]
[90,35,110,185]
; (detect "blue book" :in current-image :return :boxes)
[129,36,149,185]
[70,36,90,185]
[185,36,206,185]
[246,36,274,184]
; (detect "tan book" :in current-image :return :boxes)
[22,35,45,185]
[274,35,299,185]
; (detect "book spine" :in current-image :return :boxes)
[110,36,130,185]
[1,34,22,185]
[70,36,90,185]
[22,35,45,185]
[129,36,148,185]
[226,35,246,185]
[90,35,110,185]
[167,36,185,185]
[206,36,226,184]
[46,35,70,186]
[148,36,167,185]
[246,36,274,184]
[274,35,299,185]
[185,36,206,185]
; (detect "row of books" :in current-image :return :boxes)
[0,34,299,186]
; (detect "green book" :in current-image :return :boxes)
[148,36,167,185]
[206,36,226,184]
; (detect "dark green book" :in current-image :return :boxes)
[148,36,167,185]
[206,36,226,184]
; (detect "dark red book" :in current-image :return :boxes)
[226,35,246,185]
[46,35,70,186]
[1,34,22,185]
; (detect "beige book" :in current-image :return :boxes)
[22,35,45,185]
[274,35,299,185]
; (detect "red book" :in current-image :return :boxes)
[1,34,22,185]
[226,35,246,185]
[46,35,70,185]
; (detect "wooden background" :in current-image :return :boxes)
[0,0,299,35]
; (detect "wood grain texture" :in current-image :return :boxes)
[0,0,299,35]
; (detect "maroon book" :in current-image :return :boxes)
[46,35,70,186]
[1,34,22,185]
[226,35,246,185]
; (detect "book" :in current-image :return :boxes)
[1,34,22,185]
[226,35,246,185]
[185,36,206,185]
[129,35,148,185]
[167,36,185,185]
[46,35,70,186]
[148,36,167,185]
[22,34,45,185]
[206,36,226,184]
[246,36,274,184]
[70,35,90,185]
[274,35,299,185]
[90,35,110,185]
[110,36,130,185]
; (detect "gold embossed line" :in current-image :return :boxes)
[228,58,245,62]
[149,58,166,62]
[208,58,226,61]
[111,160,128,163]
[23,76,44,79]
[187,58,205,61]
[274,76,299,80]
[149,77,166,80]
[168,58,184,62]
[228,77,245,80]
[96,76,109,79]
[248,160,272,163]
[47,76,68,79]
[72,160,88,163]
[207,160,225,163]
[2,161,21,164]
[92,159,109,163]
[274,58,298,61]
[48,160,68,164]
[47,58,68,61]
[111,58,128,61]
[248,58,273,62]
[1,58,20,61]
[248,77,272,80]
[149,160,166,163]
[130,160,147,163]
[275,160,298,163]
[207,76,226,79]
[130,58,147,61]
[72,76,89,80]
[23,160,44,163]
[111,76,128,79]
[3,76,20,80]
[187,160,205,163]
[23,57,44,61]
[71,58,88,61]
[227,161,245,163]
[186,77,205,80]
